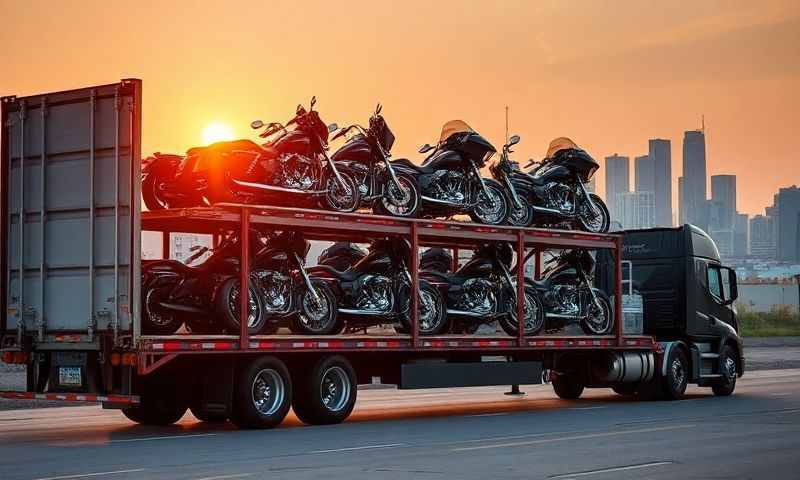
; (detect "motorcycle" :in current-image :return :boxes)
[141,152,201,211]
[140,97,361,212]
[525,249,614,335]
[490,136,610,232]
[330,104,420,217]
[308,237,448,335]
[421,244,544,336]
[379,119,511,225]
[141,230,337,336]
[317,241,367,272]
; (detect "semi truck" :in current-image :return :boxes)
[0,80,743,429]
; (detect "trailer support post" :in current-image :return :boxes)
[410,222,419,348]
[451,247,459,272]
[614,235,623,345]
[240,207,250,350]
[534,249,541,279]
[516,230,525,347]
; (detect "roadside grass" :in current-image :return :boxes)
[739,306,800,337]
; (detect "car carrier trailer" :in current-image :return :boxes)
[0,79,741,429]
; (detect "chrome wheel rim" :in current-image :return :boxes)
[228,283,261,328]
[301,288,333,332]
[320,366,350,412]
[382,177,417,216]
[671,358,686,390]
[508,203,532,226]
[507,292,542,334]
[417,289,441,333]
[327,175,357,211]
[723,356,737,381]
[474,186,507,225]
[586,300,611,334]
[580,201,606,233]
[251,369,284,416]
[145,290,174,327]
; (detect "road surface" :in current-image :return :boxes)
[1,369,799,480]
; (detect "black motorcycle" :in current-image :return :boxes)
[376,120,511,225]
[140,97,360,212]
[308,238,448,335]
[525,249,614,335]
[141,230,337,336]
[421,245,544,336]
[317,241,367,272]
[330,105,422,217]
[490,136,610,232]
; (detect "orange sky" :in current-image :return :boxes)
[1,0,798,216]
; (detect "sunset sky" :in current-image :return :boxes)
[1,0,798,216]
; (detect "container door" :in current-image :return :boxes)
[1,80,141,345]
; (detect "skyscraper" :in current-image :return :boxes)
[710,175,736,230]
[775,185,800,262]
[682,130,708,229]
[733,212,749,257]
[750,214,776,260]
[648,139,672,227]
[604,154,630,222]
[617,191,656,229]
[634,154,654,193]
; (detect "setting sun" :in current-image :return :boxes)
[202,122,234,145]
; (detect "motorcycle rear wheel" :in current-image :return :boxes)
[142,287,184,335]
[142,174,172,211]
[216,278,268,335]
[323,172,361,213]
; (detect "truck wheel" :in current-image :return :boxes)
[552,374,584,399]
[712,345,737,397]
[662,347,689,400]
[190,403,227,423]
[292,355,357,425]
[230,356,292,429]
[122,392,188,426]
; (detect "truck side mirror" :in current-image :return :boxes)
[721,266,738,304]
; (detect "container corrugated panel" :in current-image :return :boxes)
[1,80,141,341]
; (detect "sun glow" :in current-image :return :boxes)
[202,122,234,145]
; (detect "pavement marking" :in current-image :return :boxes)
[452,424,694,452]
[192,474,254,480]
[464,412,510,417]
[311,443,406,454]
[567,406,607,411]
[109,433,217,443]
[549,461,673,478]
[771,393,792,397]
[34,469,145,480]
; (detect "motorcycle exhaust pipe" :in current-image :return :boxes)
[421,195,466,207]
[232,179,329,195]
[446,309,497,318]
[532,205,566,216]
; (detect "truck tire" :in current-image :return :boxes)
[712,344,737,397]
[552,374,584,399]
[661,347,689,400]
[292,355,357,425]
[612,383,638,396]
[230,356,292,429]
[190,403,227,423]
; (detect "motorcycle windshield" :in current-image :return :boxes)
[545,137,580,158]
[438,120,475,144]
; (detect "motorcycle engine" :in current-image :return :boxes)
[544,182,573,213]
[254,270,291,313]
[275,153,317,190]
[458,278,497,315]
[546,284,579,316]
[355,274,393,312]
[430,170,466,204]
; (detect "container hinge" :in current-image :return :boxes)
[94,309,112,343]
[30,306,44,341]
[16,312,25,345]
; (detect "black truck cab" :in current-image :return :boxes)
[602,224,744,397]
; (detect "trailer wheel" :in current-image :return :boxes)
[230,356,292,429]
[612,383,638,396]
[190,403,227,423]
[661,347,688,400]
[552,374,584,399]
[712,344,737,397]
[292,355,357,425]
[122,392,188,426]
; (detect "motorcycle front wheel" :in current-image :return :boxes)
[323,172,361,213]
[578,193,611,233]
[142,174,172,211]
[398,281,447,335]
[470,181,510,225]
[506,198,535,227]
[499,286,545,337]
[374,173,420,218]
[290,282,339,335]
[580,290,614,335]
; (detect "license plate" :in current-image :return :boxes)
[59,367,82,386]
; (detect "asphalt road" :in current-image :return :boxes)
[1,369,799,480]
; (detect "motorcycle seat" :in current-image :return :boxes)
[307,264,361,282]
[391,158,436,174]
